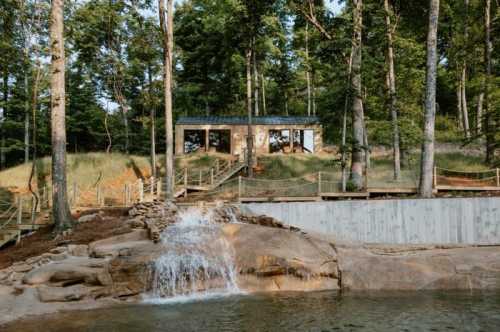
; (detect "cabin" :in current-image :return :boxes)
[175,116,323,157]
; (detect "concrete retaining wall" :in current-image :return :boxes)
[241,197,500,245]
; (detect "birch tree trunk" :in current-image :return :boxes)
[50,0,74,232]
[350,0,365,190]
[456,78,463,129]
[246,47,254,177]
[484,0,494,163]
[384,0,401,180]
[159,0,174,200]
[419,0,440,198]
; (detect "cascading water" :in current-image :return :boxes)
[149,207,240,302]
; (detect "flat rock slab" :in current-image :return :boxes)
[338,246,500,290]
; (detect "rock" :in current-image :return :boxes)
[50,253,69,261]
[37,284,109,303]
[9,272,24,282]
[22,258,111,286]
[145,219,160,243]
[337,245,500,291]
[68,244,89,257]
[50,247,67,255]
[78,213,102,223]
[12,264,33,273]
[221,223,340,292]
[25,256,42,265]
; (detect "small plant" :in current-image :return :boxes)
[346,180,357,192]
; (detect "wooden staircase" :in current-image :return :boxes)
[175,159,247,193]
[0,198,50,248]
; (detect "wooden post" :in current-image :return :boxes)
[138,179,144,202]
[496,168,499,187]
[238,176,242,201]
[16,196,22,243]
[150,176,155,195]
[216,159,220,173]
[318,171,322,195]
[433,166,437,188]
[31,195,37,223]
[199,170,202,186]
[211,168,214,185]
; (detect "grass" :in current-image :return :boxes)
[0,153,152,193]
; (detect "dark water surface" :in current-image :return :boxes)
[3,291,500,332]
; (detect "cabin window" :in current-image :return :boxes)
[208,130,231,154]
[293,129,314,153]
[269,130,291,153]
[184,130,206,154]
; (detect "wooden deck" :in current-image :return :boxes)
[436,185,500,191]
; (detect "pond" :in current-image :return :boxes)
[3,290,500,331]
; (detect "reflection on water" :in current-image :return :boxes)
[3,291,500,332]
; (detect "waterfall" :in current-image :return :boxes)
[149,207,240,302]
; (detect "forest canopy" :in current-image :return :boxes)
[0,0,498,168]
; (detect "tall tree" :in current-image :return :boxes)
[484,0,493,163]
[50,0,74,232]
[246,46,254,177]
[384,0,401,180]
[159,0,174,200]
[419,0,440,198]
[350,0,365,190]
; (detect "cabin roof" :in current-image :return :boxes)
[176,116,320,126]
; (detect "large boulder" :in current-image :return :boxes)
[338,245,500,290]
[22,257,111,287]
[222,223,340,292]
[37,284,110,302]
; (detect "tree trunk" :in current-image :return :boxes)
[461,66,470,138]
[1,70,7,170]
[419,0,440,198]
[460,0,470,139]
[253,38,259,117]
[50,0,74,232]
[341,51,352,192]
[148,66,156,179]
[246,47,254,177]
[284,91,289,115]
[122,109,129,154]
[159,0,175,200]
[476,92,484,135]
[484,0,493,163]
[456,78,463,129]
[28,60,42,217]
[384,0,401,180]
[350,0,365,190]
[24,73,29,163]
[312,71,317,116]
[305,22,311,117]
[261,73,266,115]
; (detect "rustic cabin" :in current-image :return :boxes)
[175,116,323,156]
